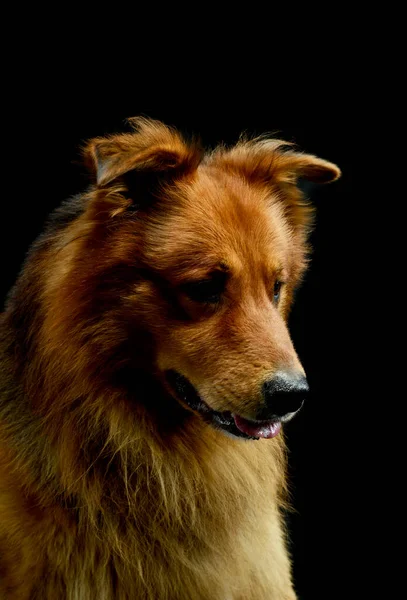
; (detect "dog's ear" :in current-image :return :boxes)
[83,117,202,188]
[215,139,340,232]
[268,146,340,185]
[217,138,340,186]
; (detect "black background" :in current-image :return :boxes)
[1,90,353,598]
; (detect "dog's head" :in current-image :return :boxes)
[48,118,340,440]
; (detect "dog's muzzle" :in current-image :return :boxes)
[165,370,307,440]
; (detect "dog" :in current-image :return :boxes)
[0,118,340,599]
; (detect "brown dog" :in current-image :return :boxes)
[0,118,340,599]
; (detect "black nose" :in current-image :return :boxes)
[259,372,309,420]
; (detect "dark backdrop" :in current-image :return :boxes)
[1,95,353,599]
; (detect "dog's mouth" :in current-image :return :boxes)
[165,370,282,440]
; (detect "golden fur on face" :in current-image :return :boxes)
[0,118,340,599]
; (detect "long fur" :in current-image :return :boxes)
[0,118,340,599]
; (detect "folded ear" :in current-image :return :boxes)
[212,138,340,235]
[215,138,341,186]
[269,147,341,185]
[83,117,202,187]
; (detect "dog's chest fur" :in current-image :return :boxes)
[0,430,295,599]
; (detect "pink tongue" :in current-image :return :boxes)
[233,414,282,439]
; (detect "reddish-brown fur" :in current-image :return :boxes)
[0,118,340,599]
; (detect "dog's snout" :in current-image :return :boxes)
[260,372,309,420]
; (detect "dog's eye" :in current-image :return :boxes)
[273,280,283,304]
[182,272,226,304]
